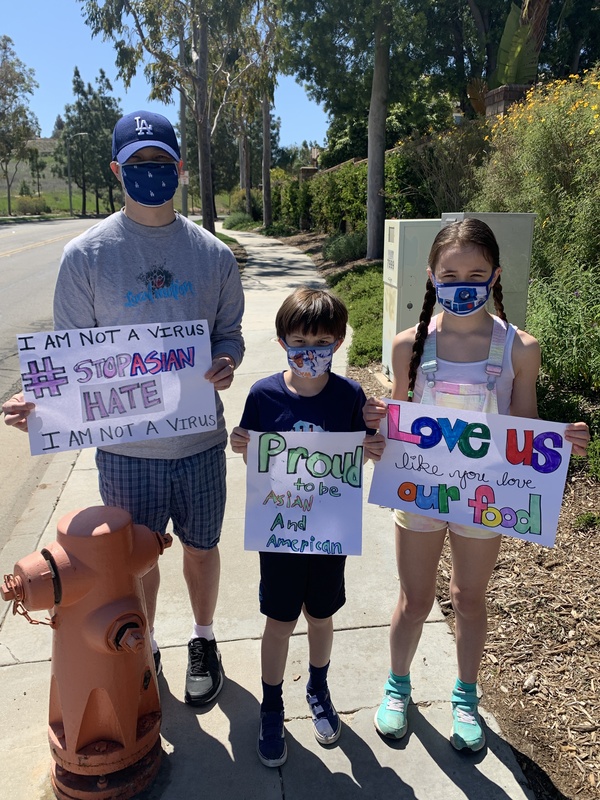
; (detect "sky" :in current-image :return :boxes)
[3,0,329,149]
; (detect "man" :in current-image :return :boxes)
[3,110,244,706]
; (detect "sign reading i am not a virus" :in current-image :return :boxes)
[368,400,572,547]
[17,320,216,455]
[244,430,365,556]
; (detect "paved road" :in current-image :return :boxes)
[0,218,99,550]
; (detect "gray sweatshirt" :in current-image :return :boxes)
[53,211,244,458]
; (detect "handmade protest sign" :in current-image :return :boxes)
[244,430,365,555]
[17,320,216,455]
[368,400,572,547]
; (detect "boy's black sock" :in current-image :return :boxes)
[307,661,330,695]
[261,679,284,713]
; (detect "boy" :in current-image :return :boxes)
[230,287,379,767]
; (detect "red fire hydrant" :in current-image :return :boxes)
[1,506,172,800]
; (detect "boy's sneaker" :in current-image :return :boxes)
[257,711,287,767]
[450,687,485,752]
[306,688,341,744]
[184,637,224,705]
[153,649,162,677]
[374,677,411,739]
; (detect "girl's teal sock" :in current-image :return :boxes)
[389,671,411,686]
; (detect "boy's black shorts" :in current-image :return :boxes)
[259,551,346,622]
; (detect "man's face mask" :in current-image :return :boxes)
[281,340,337,379]
[433,271,496,317]
[120,161,179,207]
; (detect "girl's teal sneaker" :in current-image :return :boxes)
[374,674,411,739]
[450,685,485,751]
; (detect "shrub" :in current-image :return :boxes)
[329,263,384,366]
[475,71,600,279]
[399,120,489,217]
[475,70,600,393]
[322,231,368,265]
[229,188,263,220]
[574,511,600,531]
[263,222,296,237]
[14,195,51,215]
[527,272,600,392]
[588,438,600,482]
[222,211,255,230]
[308,161,368,234]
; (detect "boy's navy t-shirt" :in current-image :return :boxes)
[239,371,368,434]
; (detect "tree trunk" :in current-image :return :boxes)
[466,0,496,77]
[570,39,583,74]
[193,13,215,233]
[238,134,245,190]
[366,3,391,260]
[238,122,252,216]
[5,175,12,216]
[262,94,272,228]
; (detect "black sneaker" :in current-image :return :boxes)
[153,649,162,677]
[257,711,287,767]
[306,688,341,744]
[185,637,224,705]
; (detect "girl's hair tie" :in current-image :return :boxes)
[407,390,414,399]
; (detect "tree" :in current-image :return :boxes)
[52,68,121,215]
[541,0,600,75]
[273,138,317,174]
[0,36,39,215]
[52,115,65,138]
[28,147,47,196]
[79,0,259,233]
[281,0,426,258]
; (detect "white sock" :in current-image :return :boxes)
[150,627,158,654]
[191,622,214,642]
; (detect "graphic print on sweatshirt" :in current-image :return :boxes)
[292,420,324,433]
[124,261,196,308]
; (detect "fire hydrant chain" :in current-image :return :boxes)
[13,600,54,626]
[2,574,53,627]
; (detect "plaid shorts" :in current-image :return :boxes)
[96,445,226,549]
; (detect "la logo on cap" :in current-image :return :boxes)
[135,116,153,136]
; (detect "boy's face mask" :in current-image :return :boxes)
[120,161,179,207]
[281,340,337,379]
[432,271,497,317]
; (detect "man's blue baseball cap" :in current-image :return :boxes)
[112,110,181,163]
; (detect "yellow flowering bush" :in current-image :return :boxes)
[475,71,600,395]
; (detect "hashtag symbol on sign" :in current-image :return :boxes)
[22,357,69,399]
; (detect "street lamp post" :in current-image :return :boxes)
[66,132,88,217]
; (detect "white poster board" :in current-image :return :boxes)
[368,400,572,547]
[17,320,216,455]
[244,430,365,555]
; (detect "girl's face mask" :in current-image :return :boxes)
[281,339,337,379]
[433,271,497,317]
[120,161,179,207]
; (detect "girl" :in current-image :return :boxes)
[364,219,589,752]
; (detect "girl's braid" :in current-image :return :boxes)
[407,279,437,401]
[492,278,508,322]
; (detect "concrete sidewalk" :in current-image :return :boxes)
[0,228,534,800]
